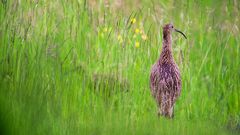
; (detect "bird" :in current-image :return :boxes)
[150,23,187,118]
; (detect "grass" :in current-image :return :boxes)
[0,0,239,134]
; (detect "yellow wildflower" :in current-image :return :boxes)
[135,41,140,48]
[141,34,147,40]
[104,27,108,32]
[130,18,136,24]
[135,28,140,34]
[117,35,123,43]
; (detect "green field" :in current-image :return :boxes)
[0,0,239,134]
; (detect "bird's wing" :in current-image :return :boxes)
[172,65,182,102]
[159,65,181,103]
[150,64,160,98]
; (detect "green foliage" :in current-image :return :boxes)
[0,0,239,134]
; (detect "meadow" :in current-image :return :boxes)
[0,0,239,134]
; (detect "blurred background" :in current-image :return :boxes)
[0,0,239,134]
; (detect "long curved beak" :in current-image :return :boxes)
[175,29,187,39]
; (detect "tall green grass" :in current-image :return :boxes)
[0,0,239,134]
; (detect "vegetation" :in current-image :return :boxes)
[0,0,239,134]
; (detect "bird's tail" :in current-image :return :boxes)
[158,98,174,118]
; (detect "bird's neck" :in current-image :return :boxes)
[160,32,173,64]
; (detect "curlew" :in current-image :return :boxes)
[150,23,187,118]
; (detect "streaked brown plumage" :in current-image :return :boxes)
[150,23,187,118]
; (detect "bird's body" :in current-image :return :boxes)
[150,24,186,118]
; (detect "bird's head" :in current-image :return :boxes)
[163,23,187,39]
